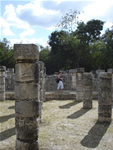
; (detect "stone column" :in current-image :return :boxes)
[14,44,40,150]
[107,68,113,101]
[69,69,76,90]
[76,68,84,102]
[0,66,6,101]
[39,61,44,122]
[96,69,105,92]
[98,72,112,122]
[83,73,92,109]
[6,68,14,91]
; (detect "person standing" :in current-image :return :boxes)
[57,71,64,92]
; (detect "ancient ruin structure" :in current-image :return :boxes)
[5,68,15,91]
[83,73,92,109]
[107,68,113,101]
[76,68,84,102]
[45,70,72,91]
[39,61,45,122]
[69,69,76,90]
[0,66,6,101]
[98,72,112,122]
[14,44,40,150]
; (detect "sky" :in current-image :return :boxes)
[0,0,113,49]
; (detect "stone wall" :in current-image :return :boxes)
[4,68,106,93]
[45,70,74,91]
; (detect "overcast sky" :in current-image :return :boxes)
[0,0,113,48]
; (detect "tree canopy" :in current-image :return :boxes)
[1,10,113,75]
[0,38,15,68]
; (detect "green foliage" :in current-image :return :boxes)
[74,19,105,45]
[0,38,15,68]
[40,12,110,74]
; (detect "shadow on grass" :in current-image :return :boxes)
[67,108,91,119]
[8,106,15,109]
[0,127,16,141]
[59,101,80,109]
[0,113,15,123]
[81,122,111,148]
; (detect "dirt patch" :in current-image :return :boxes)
[0,100,113,150]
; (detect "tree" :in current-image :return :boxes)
[0,38,15,68]
[56,9,82,32]
[85,19,104,44]
[48,30,70,70]
[101,28,113,69]
[39,46,50,62]
[74,19,105,45]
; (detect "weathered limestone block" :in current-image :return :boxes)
[16,117,39,141]
[0,66,6,101]
[76,68,84,102]
[83,73,92,109]
[15,82,40,100]
[14,44,39,60]
[16,139,39,150]
[14,44,40,150]
[98,72,112,122]
[15,101,40,117]
[15,63,39,82]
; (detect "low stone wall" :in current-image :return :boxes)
[4,67,106,94]
[5,91,98,100]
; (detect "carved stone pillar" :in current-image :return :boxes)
[39,61,44,122]
[14,44,40,150]
[76,68,84,102]
[6,68,14,91]
[107,68,113,101]
[83,73,92,109]
[69,69,76,90]
[98,72,112,122]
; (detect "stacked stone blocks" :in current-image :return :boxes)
[83,73,92,109]
[39,61,46,122]
[14,44,40,150]
[98,72,112,123]
[76,68,84,102]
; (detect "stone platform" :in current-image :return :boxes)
[5,91,98,100]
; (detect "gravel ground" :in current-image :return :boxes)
[0,99,113,150]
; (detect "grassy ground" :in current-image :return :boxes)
[0,99,113,150]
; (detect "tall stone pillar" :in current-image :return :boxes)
[96,69,105,92]
[107,68,113,101]
[98,72,112,122]
[83,73,92,109]
[76,68,84,102]
[0,66,6,101]
[6,68,14,91]
[39,61,45,122]
[14,44,40,150]
[69,69,76,90]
